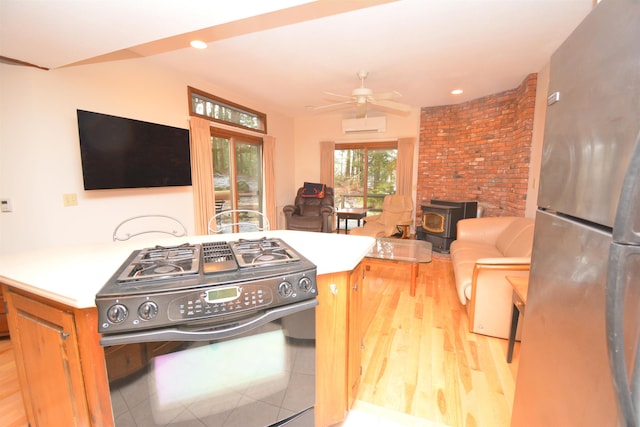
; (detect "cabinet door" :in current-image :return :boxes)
[347,262,363,408]
[5,290,90,426]
[315,271,349,427]
[0,288,9,337]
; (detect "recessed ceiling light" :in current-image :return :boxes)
[451,89,463,95]
[190,40,207,49]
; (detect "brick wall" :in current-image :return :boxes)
[417,73,536,222]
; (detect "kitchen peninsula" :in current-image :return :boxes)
[0,230,375,427]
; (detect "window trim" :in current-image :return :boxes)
[336,141,398,150]
[188,86,267,134]
[211,126,263,143]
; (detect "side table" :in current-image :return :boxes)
[506,275,529,363]
[396,220,412,239]
[335,208,367,234]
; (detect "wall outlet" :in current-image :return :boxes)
[1,198,12,212]
[62,193,78,207]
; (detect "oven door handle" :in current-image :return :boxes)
[100,298,317,346]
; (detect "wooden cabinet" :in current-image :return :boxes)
[2,285,113,427]
[0,288,9,337]
[315,262,363,427]
[316,271,349,427]
[2,262,366,427]
[347,262,363,408]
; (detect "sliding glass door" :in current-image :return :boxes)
[334,142,397,213]
[211,129,263,230]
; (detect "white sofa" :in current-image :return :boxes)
[450,216,534,339]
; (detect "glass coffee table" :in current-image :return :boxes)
[365,238,433,296]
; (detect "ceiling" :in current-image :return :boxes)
[0,0,594,118]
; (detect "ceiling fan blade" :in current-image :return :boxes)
[313,100,354,112]
[318,71,409,115]
[370,90,402,100]
[323,91,352,100]
[369,99,412,113]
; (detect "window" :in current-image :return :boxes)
[211,127,264,230]
[187,87,273,235]
[334,142,397,213]
[189,86,267,133]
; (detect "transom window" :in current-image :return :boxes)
[188,86,267,133]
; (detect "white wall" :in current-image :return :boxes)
[0,55,546,255]
[289,111,421,229]
[0,60,295,254]
[293,100,547,221]
[292,111,421,186]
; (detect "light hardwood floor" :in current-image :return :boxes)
[0,257,520,427]
[0,336,27,427]
[358,257,520,427]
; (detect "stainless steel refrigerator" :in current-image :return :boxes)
[511,0,640,426]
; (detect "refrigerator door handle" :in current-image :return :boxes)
[613,132,640,244]
[606,243,639,426]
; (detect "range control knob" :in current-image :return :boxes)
[278,281,294,297]
[298,276,313,292]
[106,304,129,324]
[138,301,159,320]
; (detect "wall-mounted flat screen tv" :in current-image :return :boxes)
[77,109,192,190]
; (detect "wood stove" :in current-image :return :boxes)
[417,200,478,253]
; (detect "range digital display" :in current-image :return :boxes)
[206,287,239,302]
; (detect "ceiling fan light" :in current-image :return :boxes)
[451,89,463,95]
[352,87,373,97]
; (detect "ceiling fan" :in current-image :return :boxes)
[315,70,412,117]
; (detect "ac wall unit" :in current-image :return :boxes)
[342,116,387,134]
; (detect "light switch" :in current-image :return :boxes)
[1,198,12,212]
[62,193,78,207]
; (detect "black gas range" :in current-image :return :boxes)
[96,237,317,336]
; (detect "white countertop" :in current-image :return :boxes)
[0,230,375,309]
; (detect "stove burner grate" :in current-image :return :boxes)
[133,263,185,277]
[145,247,193,261]
[234,238,283,252]
[230,237,301,268]
[117,243,200,283]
